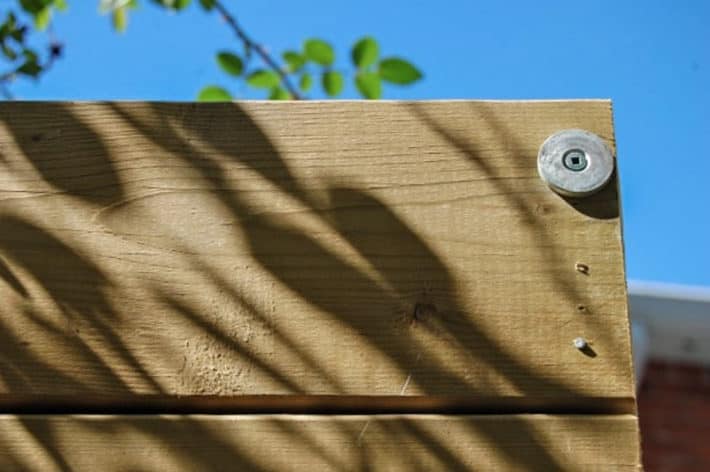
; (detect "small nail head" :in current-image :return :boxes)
[573,337,588,350]
[575,262,589,274]
[538,129,615,197]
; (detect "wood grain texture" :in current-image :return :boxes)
[0,101,633,403]
[0,414,640,471]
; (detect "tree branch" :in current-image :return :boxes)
[0,41,61,100]
[212,2,302,99]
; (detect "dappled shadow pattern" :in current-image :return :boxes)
[0,101,631,470]
[0,102,124,205]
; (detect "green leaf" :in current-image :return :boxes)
[17,59,42,77]
[22,48,38,62]
[19,0,52,15]
[378,58,422,85]
[216,51,243,76]
[322,70,344,97]
[199,0,215,10]
[299,73,312,93]
[197,85,232,102]
[53,0,68,11]
[34,7,52,31]
[351,36,378,69]
[6,13,25,42]
[1,43,17,61]
[246,69,280,89]
[9,27,25,43]
[112,7,127,32]
[0,16,12,39]
[152,0,191,11]
[303,38,334,66]
[99,0,134,13]
[355,72,381,99]
[269,87,291,100]
[282,50,305,73]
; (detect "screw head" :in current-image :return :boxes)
[573,337,588,350]
[575,262,590,275]
[538,129,615,197]
[562,149,588,171]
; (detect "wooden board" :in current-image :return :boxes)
[0,101,632,405]
[0,414,640,471]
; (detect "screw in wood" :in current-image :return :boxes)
[537,129,615,197]
[563,149,588,171]
[573,337,588,350]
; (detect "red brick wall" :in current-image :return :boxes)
[638,360,710,471]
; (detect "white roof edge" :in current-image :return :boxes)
[628,279,710,303]
[628,279,710,368]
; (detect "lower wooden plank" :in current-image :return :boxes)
[0,414,639,471]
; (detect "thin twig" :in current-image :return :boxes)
[213,1,302,99]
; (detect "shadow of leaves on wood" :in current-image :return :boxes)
[0,256,28,298]
[0,101,631,471]
[0,102,124,205]
[0,216,161,394]
[407,102,627,371]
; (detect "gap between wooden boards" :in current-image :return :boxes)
[0,394,636,416]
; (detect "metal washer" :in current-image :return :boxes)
[537,129,615,197]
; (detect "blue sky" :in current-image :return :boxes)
[8,0,710,285]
